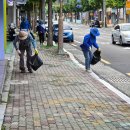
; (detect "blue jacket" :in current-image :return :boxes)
[20,19,31,31]
[36,24,46,34]
[80,34,99,51]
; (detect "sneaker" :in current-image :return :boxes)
[28,69,33,73]
[86,69,92,73]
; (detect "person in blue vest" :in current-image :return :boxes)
[20,16,31,31]
[20,16,35,39]
[36,20,46,45]
[80,28,101,73]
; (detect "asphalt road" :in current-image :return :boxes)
[67,23,130,76]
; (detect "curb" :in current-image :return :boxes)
[64,48,130,105]
[0,50,15,130]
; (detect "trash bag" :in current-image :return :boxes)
[30,54,43,71]
[91,50,101,65]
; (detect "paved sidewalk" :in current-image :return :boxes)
[2,47,130,130]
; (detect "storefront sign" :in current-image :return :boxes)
[126,9,130,14]
[126,0,130,8]
[16,0,28,5]
[7,0,13,6]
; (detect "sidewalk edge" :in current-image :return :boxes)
[0,50,15,130]
[64,48,130,104]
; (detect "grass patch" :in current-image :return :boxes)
[5,41,13,54]
[1,125,6,130]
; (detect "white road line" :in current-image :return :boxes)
[64,48,130,104]
[71,44,77,47]
[126,73,130,76]
[74,40,81,44]
[123,47,130,49]
[101,59,111,64]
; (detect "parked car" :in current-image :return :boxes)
[112,23,130,45]
[53,24,74,42]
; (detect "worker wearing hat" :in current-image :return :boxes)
[13,31,38,73]
[80,28,101,73]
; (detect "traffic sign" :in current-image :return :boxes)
[126,0,130,8]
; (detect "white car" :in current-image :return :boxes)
[112,23,130,45]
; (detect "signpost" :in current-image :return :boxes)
[126,0,130,14]
[7,0,13,6]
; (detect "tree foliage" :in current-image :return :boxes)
[106,0,125,8]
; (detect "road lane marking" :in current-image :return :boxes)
[123,47,130,49]
[71,44,77,47]
[64,48,130,104]
[74,40,81,44]
[101,59,111,64]
[126,73,130,76]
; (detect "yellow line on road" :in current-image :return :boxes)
[126,73,130,76]
[101,59,111,64]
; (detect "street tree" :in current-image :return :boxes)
[46,0,56,46]
[106,0,125,23]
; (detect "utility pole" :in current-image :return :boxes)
[103,0,106,27]
[58,0,64,54]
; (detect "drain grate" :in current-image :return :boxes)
[107,77,130,83]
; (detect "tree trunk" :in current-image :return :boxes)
[32,2,35,31]
[58,0,64,54]
[47,0,53,46]
[39,0,42,19]
[41,0,46,23]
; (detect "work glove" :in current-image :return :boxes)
[34,49,39,55]
[17,50,21,56]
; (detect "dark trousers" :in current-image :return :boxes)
[19,47,32,71]
[38,33,44,44]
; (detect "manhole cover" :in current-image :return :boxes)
[10,80,28,85]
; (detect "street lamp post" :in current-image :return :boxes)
[58,0,64,54]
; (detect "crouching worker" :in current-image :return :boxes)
[80,28,100,73]
[13,31,38,73]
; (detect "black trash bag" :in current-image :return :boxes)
[91,50,101,65]
[30,54,43,71]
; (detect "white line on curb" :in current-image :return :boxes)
[64,48,130,104]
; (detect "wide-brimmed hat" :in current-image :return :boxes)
[18,31,28,40]
[90,28,100,37]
